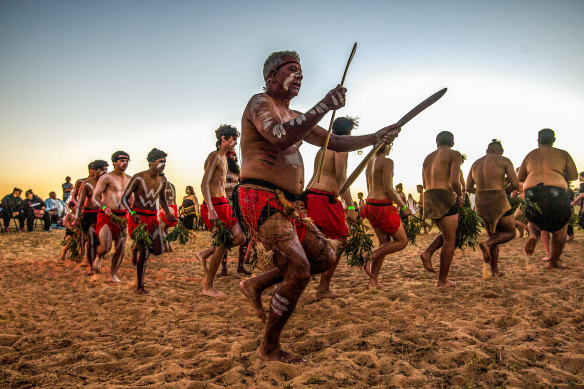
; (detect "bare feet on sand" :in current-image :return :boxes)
[419,252,435,273]
[237,266,252,276]
[525,236,537,255]
[479,242,492,263]
[437,280,457,287]
[216,270,228,278]
[367,279,383,289]
[541,256,550,262]
[316,289,340,299]
[202,287,224,297]
[136,287,149,294]
[259,347,306,364]
[239,279,266,323]
[92,258,102,273]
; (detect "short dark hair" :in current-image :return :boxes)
[215,125,239,149]
[111,150,130,162]
[332,116,359,136]
[13,187,22,193]
[538,128,555,145]
[88,162,94,170]
[396,183,403,190]
[436,131,454,146]
[147,148,167,162]
[579,171,584,177]
[487,139,503,152]
[92,160,109,170]
[25,189,33,196]
[65,176,71,180]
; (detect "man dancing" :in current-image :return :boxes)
[419,131,463,287]
[236,50,399,363]
[362,144,410,288]
[200,125,246,297]
[304,116,357,297]
[518,129,578,269]
[466,140,519,278]
[121,148,175,294]
[75,160,109,273]
[91,151,132,281]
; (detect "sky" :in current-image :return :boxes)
[1,0,583,201]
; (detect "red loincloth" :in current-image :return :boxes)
[200,197,237,231]
[363,199,401,235]
[128,207,159,236]
[305,189,348,239]
[96,209,128,239]
[237,185,306,243]
[159,204,178,227]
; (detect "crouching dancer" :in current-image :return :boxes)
[236,50,399,363]
[121,148,176,294]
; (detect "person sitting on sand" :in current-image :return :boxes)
[198,125,246,297]
[419,131,463,287]
[75,160,109,273]
[362,144,410,289]
[121,148,176,294]
[91,151,132,281]
[518,128,578,269]
[466,139,519,278]
[303,116,358,298]
[235,50,399,363]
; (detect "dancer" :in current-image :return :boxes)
[121,148,175,294]
[236,50,399,363]
[159,180,178,253]
[518,129,578,269]
[419,131,463,287]
[200,125,246,297]
[60,201,79,261]
[362,144,410,288]
[91,151,132,281]
[304,116,358,298]
[75,160,109,273]
[466,140,519,278]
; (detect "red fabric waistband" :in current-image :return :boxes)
[366,199,393,206]
[131,207,158,216]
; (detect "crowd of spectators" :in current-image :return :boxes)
[1,186,67,233]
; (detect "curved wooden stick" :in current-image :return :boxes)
[316,42,358,183]
[339,87,448,195]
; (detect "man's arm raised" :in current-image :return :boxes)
[305,124,400,153]
[248,86,346,149]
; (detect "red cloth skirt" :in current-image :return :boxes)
[305,189,348,239]
[159,204,178,227]
[128,207,159,235]
[200,197,237,231]
[237,186,306,243]
[363,199,401,235]
[96,209,128,239]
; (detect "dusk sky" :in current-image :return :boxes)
[1,0,583,201]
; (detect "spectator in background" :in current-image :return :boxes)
[62,176,73,202]
[23,189,51,232]
[181,186,200,230]
[45,191,66,224]
[1,187,25,232]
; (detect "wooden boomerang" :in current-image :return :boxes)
[316,42,358,183]
[339,87,448,195]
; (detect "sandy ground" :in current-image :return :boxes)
[0,225,583,388]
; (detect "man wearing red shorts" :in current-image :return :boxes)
[236,50,400,363]
[304,116,358,298]
[159,180,178,253]
[92,151,132,282]
[363,145,410,289]
[200,125,246,297]
[121,148,175,294]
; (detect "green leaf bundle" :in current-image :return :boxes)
[111,213,128,238]
[339,223,374,268]
[60,230,81,261]
[455,205,483,250]
[212,219,234,249]
[131,223,152,250]
[164,221,192,245]
[401,215,424,246]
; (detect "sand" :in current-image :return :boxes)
[0,227,583,388]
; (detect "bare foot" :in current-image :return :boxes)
[545,262,566,270]
[420,252,435,273]
[541,256,550,262]
[367,279,383,289]
[525,236,537,255]
[364,256,375,279]
[108,275,121,283]
[259,347,306,364]
[493,271,504,277]
[92,257,102,273]
[316,289,340,299]
[239,279,266,323]
[237,266,252,276]
[437,280,457,287]
[136,287,149,294]
[202,287,224,297]
[479,242,491,263]
[216,270,229,278]
[482,263,492,279]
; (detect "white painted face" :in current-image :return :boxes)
[156,158,166,172]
